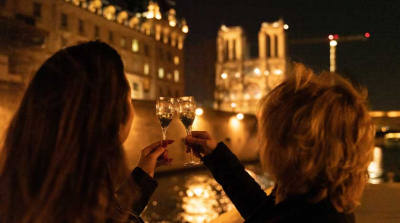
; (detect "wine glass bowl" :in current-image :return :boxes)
[156,97,175,140]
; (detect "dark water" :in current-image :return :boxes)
[142,147,400,223]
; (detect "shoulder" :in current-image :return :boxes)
[246,198,355,223]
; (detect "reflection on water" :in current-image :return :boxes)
[142,164,272,222]
[143,148,399,222]
[180,175,233,223]
[368,147,383,184]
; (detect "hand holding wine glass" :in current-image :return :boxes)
[186,131,218,158]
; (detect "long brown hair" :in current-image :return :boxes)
[0,41,132,222]
[258,63,375,213]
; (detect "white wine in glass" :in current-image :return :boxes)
[156,97,174,141]
[177,96,201,166]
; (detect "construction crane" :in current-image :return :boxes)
[289,33,371,72]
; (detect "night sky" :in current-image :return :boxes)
[169,0,400,110]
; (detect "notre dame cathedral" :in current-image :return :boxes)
[215,19,287,114]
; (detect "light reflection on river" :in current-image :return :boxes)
[368,147,384,184]
[143,148,399,223]
[142,164,273,223]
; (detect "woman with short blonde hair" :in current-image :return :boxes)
[188,63,375,222]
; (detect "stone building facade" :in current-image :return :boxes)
[215,19,286,114]
[0,0,187,100]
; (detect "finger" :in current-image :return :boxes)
[150,146,166,159]
[191,131,209,138]
[162,140,175,148]
[187,135,207,146]
[142,141,163,155]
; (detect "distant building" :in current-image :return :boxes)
[215,19,287,114]
[0,0,188,100]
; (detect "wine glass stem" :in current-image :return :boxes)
[186,126,193,162]
[162,128,167,141]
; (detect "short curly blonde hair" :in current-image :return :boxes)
[258,63,375,213]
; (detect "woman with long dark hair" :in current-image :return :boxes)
[0,41,172,222]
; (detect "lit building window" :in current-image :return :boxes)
[163,32,169,44]
[109,31,114,43]
[174,70,179,82]
[158,68,164,79]
[144,44,150,56]
[33,2,42,17]
[94,25,100,39]
[178,37,183,50]
[61,13,68,29]
[155,25,161,40]
[144,63,150,75]
[174,56,180,65]
[78,19,85,35]
[132,82,139,91]
[132,39,139,52]
[143,79,150,93]
[121,37,126,48]
[171,34,177,47]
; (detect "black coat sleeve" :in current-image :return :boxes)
[115,167,158,216]
[202,142,271,219]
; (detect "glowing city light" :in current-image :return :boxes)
[230,102,236,108]
[387,111,400,117]
[328,35,334,40]
[385,133,400,139]
[221,73,228,79]
[221,25,228,31]
[274,69,282,75]
[334,34,339,40]
[182,25,189,33]
[264,70,270,76]
[235,72,241,78]
[365,32,370,38]
[283,24,289,30]
[381,127,387,132]
[236,113,244,120]
[369,111,385,117]
[169,20,176,27]
[330,40,337,72]
[195,108,204,116]
[254,68,261,75]
[368,147,383,183]
[272,22,279,27]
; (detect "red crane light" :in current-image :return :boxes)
[365,32,370,38]
[334,34,339,40]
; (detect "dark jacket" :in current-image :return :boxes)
[115,167,158,223]
[202,142,355,223]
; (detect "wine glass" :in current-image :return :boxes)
[177,96,201,166]
[156,97,174,141]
